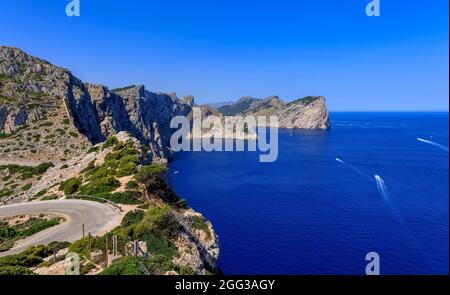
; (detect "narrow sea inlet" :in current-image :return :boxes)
[170,112,449,274]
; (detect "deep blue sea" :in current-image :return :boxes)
[169,112,449,274]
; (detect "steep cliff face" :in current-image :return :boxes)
[0,46,191,162]
[277,96,330,129]
[66,81,192,162]
[0,47,91,160]
[215,95,331,129]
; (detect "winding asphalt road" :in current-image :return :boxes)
[0,200,122,257]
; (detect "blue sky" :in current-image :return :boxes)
[0,0,448,111]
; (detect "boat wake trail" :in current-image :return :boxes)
[335,158,373,182]
[334,158,435,270]
[374,175,393,208]
[373,174,435,271]
[417,138,449,152]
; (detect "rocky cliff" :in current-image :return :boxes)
[277,96,330,129]
[0,46,191,163]
[216,95,331,129]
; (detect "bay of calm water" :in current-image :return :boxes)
[169,112,449,274]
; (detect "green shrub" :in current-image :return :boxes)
[119,154,139,165]
[134,164,168,183]
[99,256,147,275]
[191,216,212,241]
[126,180,139,189]
[21,245,49,258]
[39,121,53,127]
[104,151,121,163]
[0,163,53,178]
[99,255,174,275]
[141,233,176,258]
[0,250,43,267]
[33,162,54,174]
[20,171,34,180]
[116,161,137,177]
[0,265,36,275]
[79,176,120,196]
[144,254,175,273]
[81,161,96,174]
[21,183,32,191]
[18,218,60,238]
[103,136,119,149]
[59,177,82,195]
[98,191,141,204]
[66,195,106,204]
[41,195,59,201]
[140,173,186,208]
[134,206,180,241]
[34,189,47,197]
[80,261,96,275]
[87,164,116,179]
[137,203,150,210]
[47,241,71,253]
[0,239,15,252]
[0,189,13,197]
[68,237,90,258]
[177,266,198,275]
[68,131,79,138]
[87,146,99,153]
[121,210,145,227]
[0,133,12,139]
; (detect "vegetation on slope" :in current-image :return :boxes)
[0,162,54,200]
[0,243,69,275]
[217,97,258,116]
[0,133,215,275]
[0,217,62,252]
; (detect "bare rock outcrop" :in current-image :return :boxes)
[277,96,330,129]
[216,95,331,129]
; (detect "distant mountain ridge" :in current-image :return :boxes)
[206,101,234,109]
[215,97,261,115]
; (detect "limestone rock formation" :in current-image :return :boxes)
[277,96,330,129]
[0,46,191,162]
[216,95,331,129]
